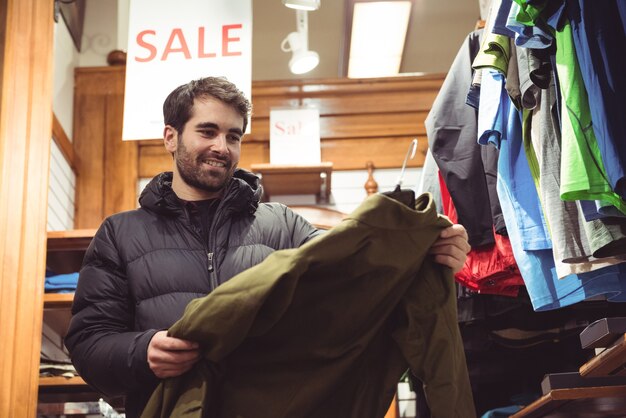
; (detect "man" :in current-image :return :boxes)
[65,76,470,417]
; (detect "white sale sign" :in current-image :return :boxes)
[123,0,252,140]
[269,108,321,165]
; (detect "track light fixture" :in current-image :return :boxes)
[282,0,320,11]
[281,9,319,74]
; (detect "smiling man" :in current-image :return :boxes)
[65,76,470,418]
[163,84,245,200]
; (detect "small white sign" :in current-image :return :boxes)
[123,0,252,140]
[269,108,321,164]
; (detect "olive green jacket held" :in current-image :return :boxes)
[142,193,476,418]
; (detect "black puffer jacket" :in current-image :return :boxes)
[65,170,320,418]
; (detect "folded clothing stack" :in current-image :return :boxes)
[44,271,79,293]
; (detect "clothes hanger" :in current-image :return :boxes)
[382,139,417,208]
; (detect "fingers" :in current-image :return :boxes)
[432,253,465,274]
[435,225,470,252]
[430,236,471,256]
[151,331,199,351]
[148,349,200,378]
[149,347,200,365]
[430,242,468,260]
[151,361,197,378]
[430,243,467,272]
[148,331,201,378]
[438,224,469,241]
[430,224,471,274]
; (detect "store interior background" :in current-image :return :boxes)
[33,1,626,416]
[50,0,481,231]
[44,3,482,414]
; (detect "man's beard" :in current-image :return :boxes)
[174,135,236,193]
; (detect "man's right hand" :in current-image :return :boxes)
[147,330,201,378]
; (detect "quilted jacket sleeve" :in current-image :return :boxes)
[280,204,324,245]
[287,204,324,243]
[64,218,159,396]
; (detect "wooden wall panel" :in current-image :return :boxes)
[250,96,300,118]
[0,0,54,415]
[74,67,138,228]
[251,90,437,118]
[239,142,270,171]
[138,140,170,178]
[251,76,441,118]
[73,72,107,228]
[321,135,428,171]
[320,112,426,138]
[252,75,444,95]
[300,92,438,116]
[249,112,427,141]
[103,75,138,214]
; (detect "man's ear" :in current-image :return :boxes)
[163,125,178,154]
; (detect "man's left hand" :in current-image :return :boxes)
[429,224,470,274]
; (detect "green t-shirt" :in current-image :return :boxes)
[555,18,626,214]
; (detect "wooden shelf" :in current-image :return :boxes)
[46,229,96,274]
[514,332,626,417]
[47,229,96,251]
[43,293,74,309]
[38,376,126,408]
[580,334,626,378]
[510,385,626,418]
[40,376,86,387]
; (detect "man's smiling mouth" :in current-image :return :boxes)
[202,160,226,167]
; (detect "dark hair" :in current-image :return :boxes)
[163,76,252,134]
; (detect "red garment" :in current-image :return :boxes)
[439,173,524,297]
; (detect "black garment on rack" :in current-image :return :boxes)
[426,30,506,247]
[382,185,416,209]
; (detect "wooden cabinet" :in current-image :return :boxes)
[39,230,113,408]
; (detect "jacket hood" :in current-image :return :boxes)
[139,170,263,216]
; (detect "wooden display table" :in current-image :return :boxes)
[512,333,626,417]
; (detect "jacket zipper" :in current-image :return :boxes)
[182,205,217,290]
[207,197,229,291]
[207,252,214,272]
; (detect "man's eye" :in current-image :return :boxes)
[200,130,217,137]
[228,134,242,142]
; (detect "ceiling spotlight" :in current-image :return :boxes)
[282,0,320,11]
[289,48,320,74]
[281,10,319,74]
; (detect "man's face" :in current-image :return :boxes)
[167,97,244,197]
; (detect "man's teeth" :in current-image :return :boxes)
[204,160,225,167]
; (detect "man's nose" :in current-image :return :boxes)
[211,134,228,153]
